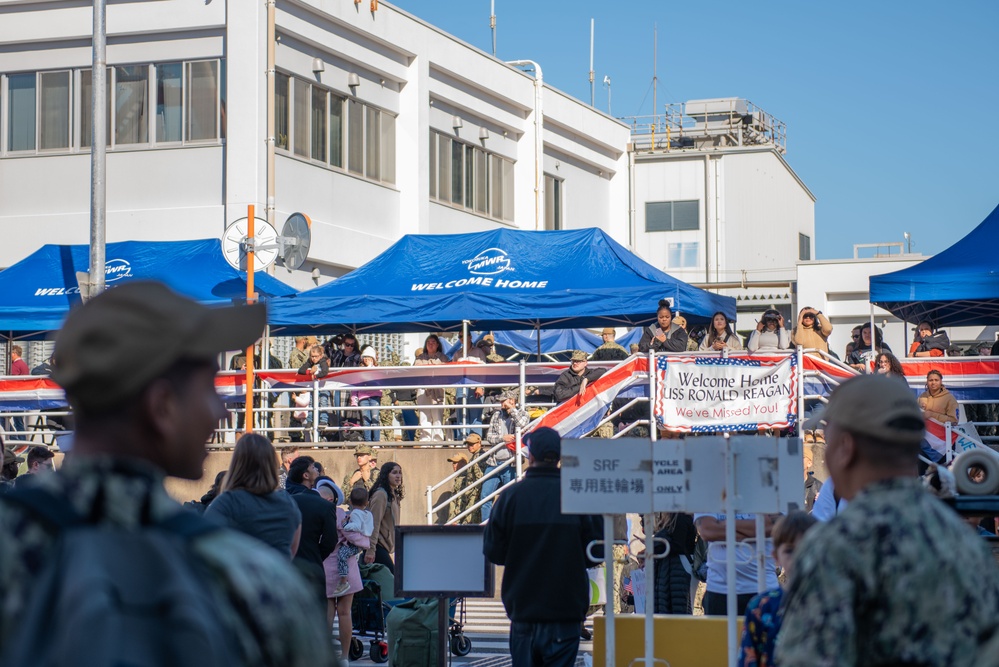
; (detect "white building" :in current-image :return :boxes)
[797,250,996,360]
[0,0,629,291]
[627,98,815,333]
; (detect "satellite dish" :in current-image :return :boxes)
[221,217,280,272]
[280,213,312,271]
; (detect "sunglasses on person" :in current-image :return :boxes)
[851,334,860,340]
[343,341,356,348]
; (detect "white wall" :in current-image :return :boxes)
[0,0,630,290]
[796,257,994,360]
[723,152,815,282]
[631,148,814,287]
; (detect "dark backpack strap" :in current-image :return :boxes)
[0,486,84,531]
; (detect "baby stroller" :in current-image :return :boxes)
[448,597,472,656]
[348,571,393,663]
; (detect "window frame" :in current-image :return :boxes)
[799,233,812,261]
[544,173,563,230]
[645,200,701,233]
[429,128,514,222]
[1,59,224,157]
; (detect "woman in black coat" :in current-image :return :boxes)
[638,299,689,353]
[652,513,696,614]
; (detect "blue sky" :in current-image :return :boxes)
[393,0,999,260]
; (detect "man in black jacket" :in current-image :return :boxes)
[483,427,602,667]
[553,351,607,405]
[286,456,338,604]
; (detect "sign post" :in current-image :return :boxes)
[244,204,256,435]
[561,436,803,667]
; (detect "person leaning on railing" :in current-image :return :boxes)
[790,307,832,355]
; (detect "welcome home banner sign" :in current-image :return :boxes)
[654,354,797,432]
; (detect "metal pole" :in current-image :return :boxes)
[90,0,107,295]
[797,346,805,438]
[516,359,526,479]
[726,435,738,667]
[504,60,543,231]
[755,513,766,593]
[589,19,595,107]
[645,350,656,667]
[426,485,434,525]
[312,379,320,444]
[265,0,276,230]
[490,0,496,57]
[244,205,257,434]
[643,511,655,667]
[603,514,616,667]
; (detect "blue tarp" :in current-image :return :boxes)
[870,203,999,326]
[269,228,736,334]
[0,239,297,336]
[442,328,643,358]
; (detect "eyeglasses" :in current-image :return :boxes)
[343,342,355,347]
[851,335,860,340]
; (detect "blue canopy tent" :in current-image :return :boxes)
[870,203,999,327]
[0,238,297,338]
[269,228,736,334]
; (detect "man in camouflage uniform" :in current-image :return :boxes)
[0,282,331,666]
[590,327,628,362]
[777,375,999,667]
[342,443,378,491]
[447,452,483,524]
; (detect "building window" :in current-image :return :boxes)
[544,174,563,230]
[799,233,811,261]
[292,78,309,157]
[311,86,327,162]
[428,129,437,199]
[274,73,394,184]
[8,73,37,152]
[114,65,149,145]
[2,60,223,156]
[156,63,183,143]
[329,94,344,168]
[186,60,219,142]
[39,71,71,150]
[646,200,700,232]
[429,129,513,222]
[668,242,700,268]
[347,98,363,174]
[437,134,451,204]
[80,69,111,149]
[275,73,289,150]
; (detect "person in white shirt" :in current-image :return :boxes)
[693,513,779,616]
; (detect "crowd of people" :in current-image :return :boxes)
[5,283,999,667]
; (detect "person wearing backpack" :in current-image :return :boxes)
[0,281,333,667]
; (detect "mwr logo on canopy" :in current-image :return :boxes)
[34,258,133,296]
[104,259,133,282]
[463,248,514,276]
[411,248,548,292]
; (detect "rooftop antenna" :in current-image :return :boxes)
[490,0,496,57]
[589,18,595,107]
[904,232,913,253]
[653,23,658,130]
[603,75,612,115]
